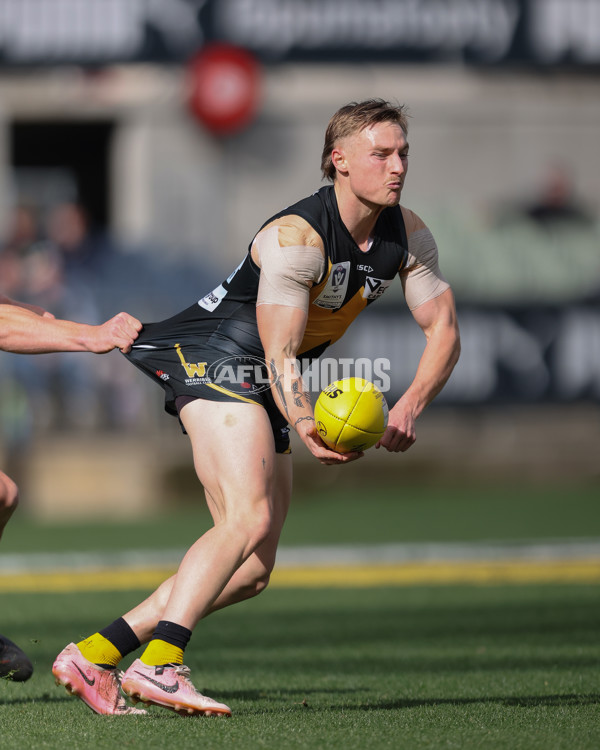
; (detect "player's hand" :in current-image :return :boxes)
[376,401,416,453]
[300,422,364,465]
[89,312,143,353]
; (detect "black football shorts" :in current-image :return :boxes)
[124,324,291,454]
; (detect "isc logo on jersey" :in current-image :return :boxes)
[363,276,393,300]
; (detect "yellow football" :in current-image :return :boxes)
[314,377,389,453]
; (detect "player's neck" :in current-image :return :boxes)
[334,182,383,252]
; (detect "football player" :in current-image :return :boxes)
[53,99,460,716]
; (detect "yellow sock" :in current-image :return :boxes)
[140,639,184,667]
[77,633,122,668]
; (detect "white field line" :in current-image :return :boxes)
[2,538,600,574]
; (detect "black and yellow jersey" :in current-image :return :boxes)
[269,185,408,358]
[125,186,409,423]
[127,186,408,376]
[189,185,408,360]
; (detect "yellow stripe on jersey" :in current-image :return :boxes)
[300,290,367,354]
[299,259,368,355]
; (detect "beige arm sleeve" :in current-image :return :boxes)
[255,225,325,311]
[401,217,450,311]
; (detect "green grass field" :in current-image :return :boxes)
[1,585,599,750]
[1,482,600,749]
[2,480,599,554]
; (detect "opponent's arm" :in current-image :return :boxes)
[0,299,142,354]
[378,287,460,452]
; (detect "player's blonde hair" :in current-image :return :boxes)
[321,99,409,182]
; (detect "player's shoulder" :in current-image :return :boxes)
[259,214,323,249]
[400,205,430,238]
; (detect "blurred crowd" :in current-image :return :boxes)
[0,200,219,453]
[428,163,600,306]
[495,163,596,230]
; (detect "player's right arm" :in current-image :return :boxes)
[0,297,142,354]
[254,217,363,465]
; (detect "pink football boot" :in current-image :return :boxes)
[121,659,231,717]
[53,643,147,716]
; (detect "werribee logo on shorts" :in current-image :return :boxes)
[207,355,272,394]
[174,343,210,385]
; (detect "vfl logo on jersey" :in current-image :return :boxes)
[362,276,393,301]
[198,284,227,312]
[313,261,350,310]
[332,264,347,288]
[174,343,209,385]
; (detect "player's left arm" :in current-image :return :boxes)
[377,209,460,452]
[378,288,460,453]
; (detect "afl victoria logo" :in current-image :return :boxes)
[332,264,347,289]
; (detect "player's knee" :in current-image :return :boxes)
[249,556,274,595]
[245,572,271,599]
[0,473,19,514]
[253,570,271,595]
[234,500,274,551]
[238,561,273,600]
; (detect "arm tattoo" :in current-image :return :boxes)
[292,380,305,408]
[294,415,315,428]
[269,358,290,420]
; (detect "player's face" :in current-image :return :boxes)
[336,122,409,208]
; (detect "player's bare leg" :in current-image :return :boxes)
[122,452,292,641]
[203,450,292,612]
[152,398,282,628]
[121,399,288,715]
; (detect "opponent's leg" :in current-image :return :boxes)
[0,470,19,541]
[0,471,33,682]
[0,633,33,682]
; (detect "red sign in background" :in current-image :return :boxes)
[187,43,261,135]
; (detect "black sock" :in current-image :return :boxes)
[99,617,141,657]
[152,620,192,650]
